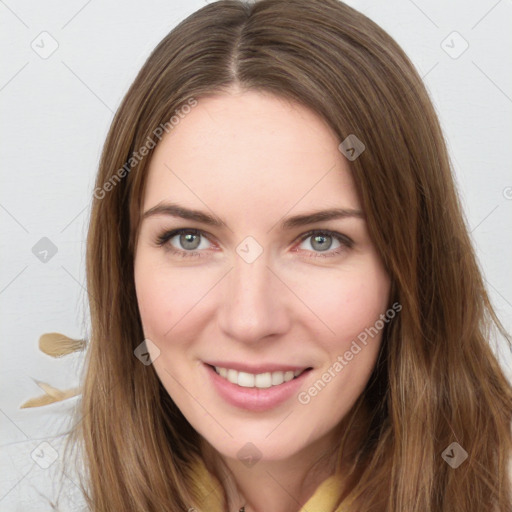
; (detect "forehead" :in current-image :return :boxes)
[142,91,360,219]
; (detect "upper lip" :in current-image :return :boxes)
[204,361,312,374]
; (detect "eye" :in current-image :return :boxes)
[155,228,213,258]
[155,228,353,259]
[294,230,353,258]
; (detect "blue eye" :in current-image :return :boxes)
[155,228,353,259]
[295,230,353,258]
[156,228,212,258]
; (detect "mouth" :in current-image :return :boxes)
[206,364,313,389]
[204,362,314,411]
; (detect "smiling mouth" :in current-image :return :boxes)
[207,364,313,389]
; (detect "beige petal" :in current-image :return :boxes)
[38,332,86,357]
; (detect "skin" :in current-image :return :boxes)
[134,87,391,512]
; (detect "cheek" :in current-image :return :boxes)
[288,261,391,344]
[134,257,220,343]
[134,257,185,339]
[295,270,390,415]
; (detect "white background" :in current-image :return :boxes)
[1,0,511,510]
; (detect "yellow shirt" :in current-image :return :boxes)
[190,457,354,512]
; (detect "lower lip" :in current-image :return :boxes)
[204,363,312,412]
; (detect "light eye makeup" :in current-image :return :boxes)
[154,227,354,259]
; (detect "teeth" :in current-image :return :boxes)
[214,366,306,389]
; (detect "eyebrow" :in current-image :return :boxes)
[142,202,364,230]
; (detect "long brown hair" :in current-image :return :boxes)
[56,0,512,510]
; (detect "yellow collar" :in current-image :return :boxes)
[189,456,354,512]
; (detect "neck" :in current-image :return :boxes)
[198,398,370,512]
[202,429,343,512]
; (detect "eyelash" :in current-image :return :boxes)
[155,228,353,259]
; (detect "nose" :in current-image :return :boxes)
[216,248,291,344]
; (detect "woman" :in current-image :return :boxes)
[54,0,512,510]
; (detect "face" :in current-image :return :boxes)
[134,89,391,464]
